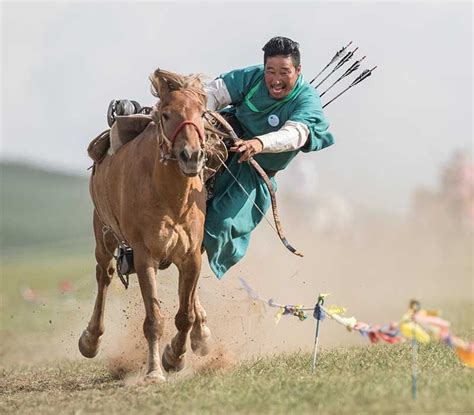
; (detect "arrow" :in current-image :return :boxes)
[322,66,377,108]
[314,47,359,89]
[320,56,366,97]
[309,41,353,85]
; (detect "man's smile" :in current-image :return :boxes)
[270,83,286,97]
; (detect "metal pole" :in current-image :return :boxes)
[311,317,322,373]
[412,335,418,400]
[311,294,325,373]
[410,300,421,400]
[410,300,421,401]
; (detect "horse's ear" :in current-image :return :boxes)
[188,74,204,90]
[150,69,170,98]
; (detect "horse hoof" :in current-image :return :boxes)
[191,339,211,357]
[142,370,166,385]
[78,330,101,358]
[161,344,185,373]
[191,326,211,356]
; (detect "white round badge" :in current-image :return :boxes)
[267,114,279,127]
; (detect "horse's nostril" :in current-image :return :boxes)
[179,148,192,162]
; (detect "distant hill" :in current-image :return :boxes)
[1,161,93,249]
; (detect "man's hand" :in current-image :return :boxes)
[230,138,263,163]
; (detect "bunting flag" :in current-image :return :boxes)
[274,304,307,325]
[238,277,474,368]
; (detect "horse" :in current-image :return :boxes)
[78,69,212,383]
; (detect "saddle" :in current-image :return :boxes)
[87,111,230,183]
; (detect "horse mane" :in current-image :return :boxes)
[149,68,207,106]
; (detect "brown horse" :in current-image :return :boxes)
[79,69,211,383]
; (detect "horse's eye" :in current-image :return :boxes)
[162,112,170,121]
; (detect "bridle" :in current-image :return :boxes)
[155,106,206,164]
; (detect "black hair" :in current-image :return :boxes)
[262,36,300,67]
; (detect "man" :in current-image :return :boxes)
[203,36,334,278]
[108,36,334,278]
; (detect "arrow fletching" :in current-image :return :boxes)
[349,66,377,87]
[320,56,367,97]
[309,41,353,85]
[342,56,366,78]
[329,40,353,65]
[322,65,377,108]
[315,47,359,89]
[334,47,359,71]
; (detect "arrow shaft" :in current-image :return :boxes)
[319,74,344,97]
[314,67,338,89]
[322,66,376,108]
[315,48,358,89]
[309,64,331,85]
[320,57,365,97]
[309,41,353,85]
[322,84,352,108]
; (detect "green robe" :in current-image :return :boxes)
[204,65,334,278]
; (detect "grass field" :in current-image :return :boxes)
[1,162,473,414]
[1,247,472,414]
[1,343,473,414]
[0,162,92,249]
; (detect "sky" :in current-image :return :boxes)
[1,1,472,213]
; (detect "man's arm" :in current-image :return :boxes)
[255,121,309,153]
[231,122,309,163]
[205,77,309,155]
[289,90,334,153]
[204,78,232,111]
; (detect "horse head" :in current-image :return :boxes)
[150,69,207,177]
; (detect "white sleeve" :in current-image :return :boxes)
[204,78,232,111]
[256,120,310,153]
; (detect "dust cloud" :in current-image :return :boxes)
[90,193,472,378]
[2,192,471,378]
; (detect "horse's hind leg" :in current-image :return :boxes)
[78,212,115,358]
[162,251,201,372]
[190,294,211,356]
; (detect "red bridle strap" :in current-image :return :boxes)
[169,120,205,145]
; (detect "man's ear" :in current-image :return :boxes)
[295,64,302,75]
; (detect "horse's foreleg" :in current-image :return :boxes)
[162,251,201,372]
[135,250,165,382]
[79,213,115,358]
[190,294,211,356]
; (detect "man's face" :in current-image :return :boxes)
[264,55,301,100]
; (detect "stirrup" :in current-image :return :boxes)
[116,245,135,289]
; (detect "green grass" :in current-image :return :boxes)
[1,161,472,414]
[0,161,97,332]
[0,161,93,250]
[1,251,95,332]
[1,344,473,414]
[1,248,472,414]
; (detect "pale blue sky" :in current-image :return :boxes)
[1,1,472,212]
